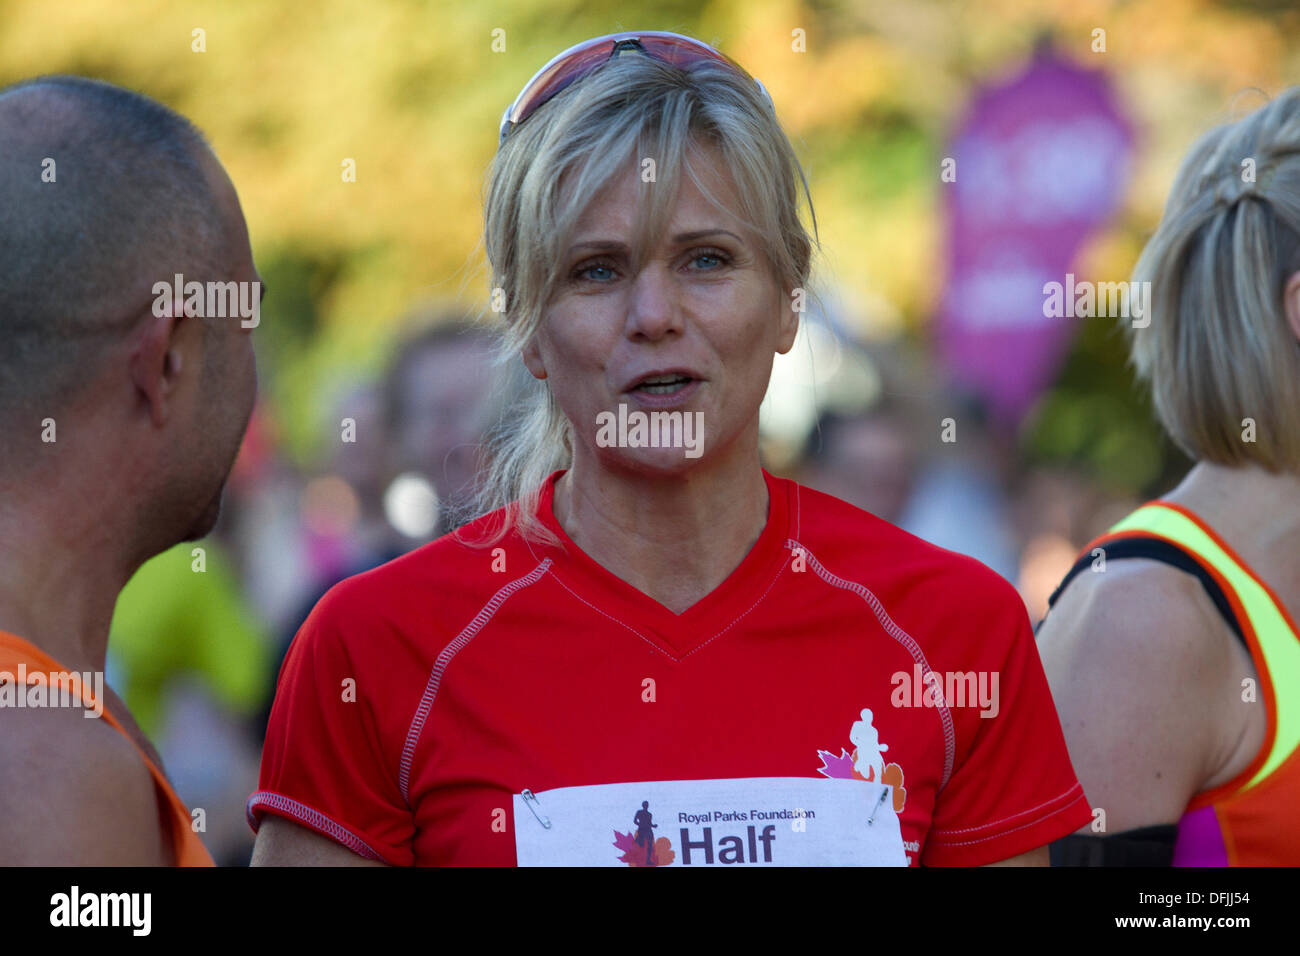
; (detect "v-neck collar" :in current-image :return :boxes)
[534,468,792,659]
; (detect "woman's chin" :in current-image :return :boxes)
[595,445,710,477]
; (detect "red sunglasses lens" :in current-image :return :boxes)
[509,35,732,130]
[508,42,612,126]
[636,35,728,68]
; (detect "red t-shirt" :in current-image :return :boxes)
[249,469,1090,866]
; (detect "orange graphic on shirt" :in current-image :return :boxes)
[816,707,907,813]
[852,756,907,812]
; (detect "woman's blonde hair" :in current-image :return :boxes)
[1129,87,1300,472]
[471,46,819,545]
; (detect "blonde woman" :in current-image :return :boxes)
[1039,90,1300,866]
[250,31,1089,867]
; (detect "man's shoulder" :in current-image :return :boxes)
[0,705,167,864]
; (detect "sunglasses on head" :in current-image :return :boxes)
[498,30,772,147]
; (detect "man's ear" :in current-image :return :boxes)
[521,335,548,381]
[129,301,186,428]
[1285,271,1300,346]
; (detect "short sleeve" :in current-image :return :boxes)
[247,582,417,866]
[920,573,1092,866]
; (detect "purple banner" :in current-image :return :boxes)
[935,49,1134,426]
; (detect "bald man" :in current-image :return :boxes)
[0,76,262,864]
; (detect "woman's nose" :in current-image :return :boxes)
[625,262,684,340]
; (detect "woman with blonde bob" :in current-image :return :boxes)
[250,31,1089,867]
[1040,89,1300,866]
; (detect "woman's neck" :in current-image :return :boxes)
[553,447,771,614]
[1165,460,1300,568]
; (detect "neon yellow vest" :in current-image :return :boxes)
[1097,502,1300,864]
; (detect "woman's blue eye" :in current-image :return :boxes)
[573,250,729,282]
[575,262,615,282]
[691,250,729,270]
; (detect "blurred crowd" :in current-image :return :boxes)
[108,295,1151,865]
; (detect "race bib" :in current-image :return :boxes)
[512,776,907,866]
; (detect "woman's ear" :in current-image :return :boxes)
[521,335,548,380]
[775,285,801,356]
[1285,271,1300,345]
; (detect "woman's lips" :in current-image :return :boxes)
[622,377,702,409]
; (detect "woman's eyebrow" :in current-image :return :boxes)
[671,228,741,243]
[567,229,742,254]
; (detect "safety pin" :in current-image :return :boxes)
[521,788,551,829]
[866,787,889,826]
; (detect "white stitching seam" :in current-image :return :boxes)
[925,783,1086,848]
[544,573,674,659]
[519,474,794,663]
[245,791,385,860]
[789,538,957,790]
[398,559,553,806]
[677,554,792,662]
[928,781,1084,838]
[544,554,791,664]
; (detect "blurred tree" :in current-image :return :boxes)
[0,0,1292,497]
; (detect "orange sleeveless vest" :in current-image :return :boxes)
[0,630,215,866]
[1081,502,1300,865]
